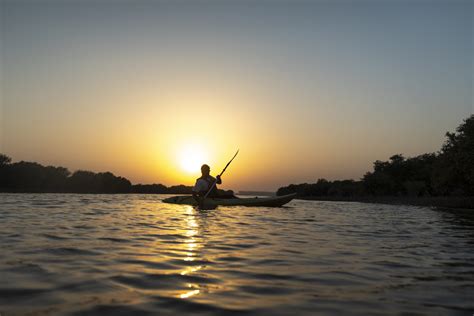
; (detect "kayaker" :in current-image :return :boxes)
[192,164,221,201]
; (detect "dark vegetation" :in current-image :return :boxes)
[0,156,195,194]
[0,159,133,193]
[0,156,232,195]
[130,184,192,194]
[277,115,474,200]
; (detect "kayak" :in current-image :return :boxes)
[162,193,296,207]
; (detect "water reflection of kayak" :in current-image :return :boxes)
[162,193,296,207]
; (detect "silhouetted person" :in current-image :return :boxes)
[192,164,221,203]
[192,165,237,208]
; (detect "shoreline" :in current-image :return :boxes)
[295,196,474,210]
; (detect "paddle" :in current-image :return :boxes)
[204,149,239,199]
[199,150,239,209]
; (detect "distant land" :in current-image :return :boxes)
[0,115,472,209]
[276,115,473,209]
[0,159,231,196]
[238,191,275,196]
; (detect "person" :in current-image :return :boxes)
[192,164,238,207]
[192,164,221,203]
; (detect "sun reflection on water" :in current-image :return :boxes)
[179,206,203,298]
[181,265,203,276]
[180,288,200,299]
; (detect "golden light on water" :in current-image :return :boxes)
[181,266,203,276]
[178,206,203,299]
[180,288,200,299]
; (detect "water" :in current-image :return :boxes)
[1,194,473,316]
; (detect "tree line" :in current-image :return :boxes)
[277,115,474,198]
[0,156,238,195]
[0,156,195,194]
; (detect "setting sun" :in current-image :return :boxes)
[178,144,208,174]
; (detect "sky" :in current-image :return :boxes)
[0,0,472,191]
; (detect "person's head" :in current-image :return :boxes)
[201,164,210,176]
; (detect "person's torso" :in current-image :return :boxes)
[197,176,217,194]
[198,175,215,186]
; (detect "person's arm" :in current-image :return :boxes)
[216,175,222,184]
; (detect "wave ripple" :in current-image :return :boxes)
[1,194,473,315]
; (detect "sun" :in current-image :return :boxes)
[178,144,208,174]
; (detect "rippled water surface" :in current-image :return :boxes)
[1,194,473,315]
